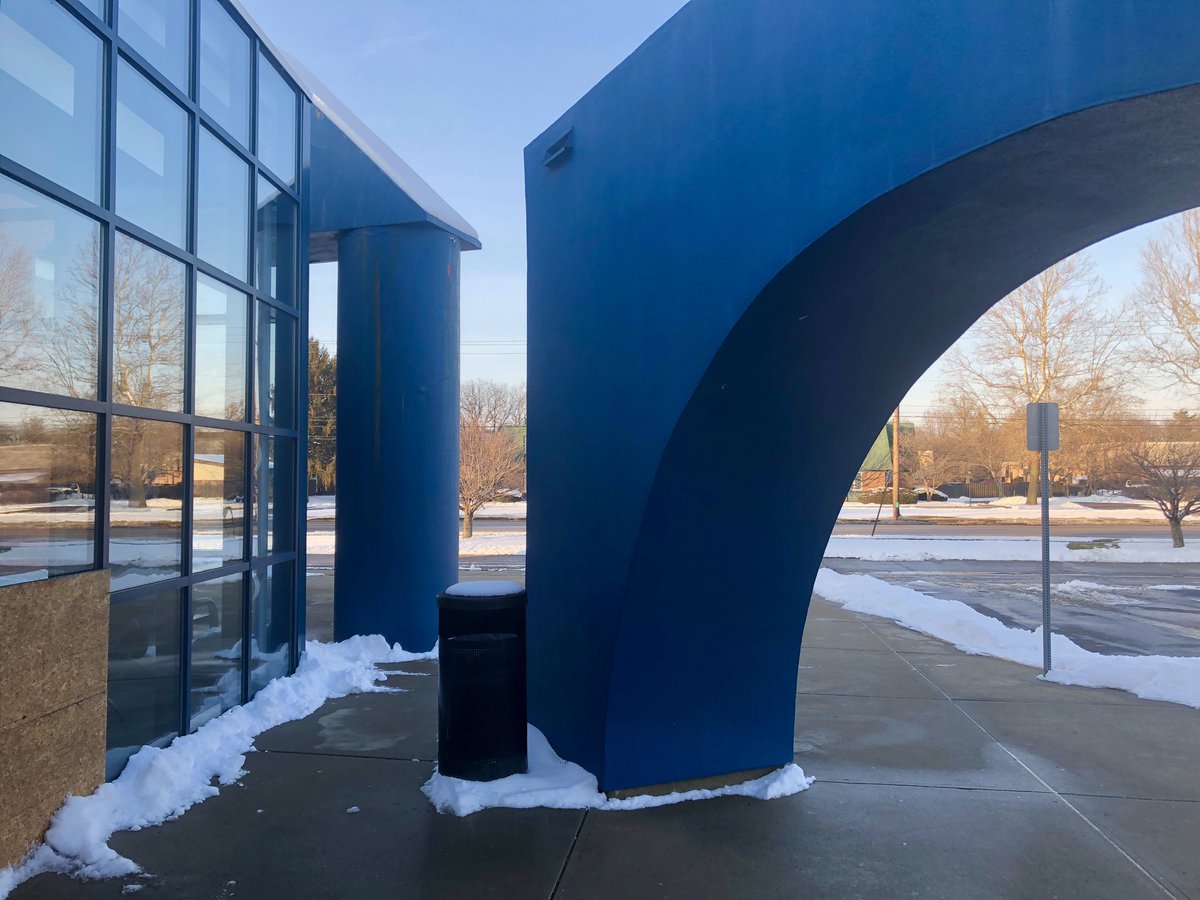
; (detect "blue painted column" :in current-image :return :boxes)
[334,224,460,650]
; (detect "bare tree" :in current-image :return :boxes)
[0,233,37,382]
[1132,210,1200,403]
[1121,435,1200,548]
[941,255,1133,503]
[459,380,526,538]
[934,391,1024,497]
[903,421,962,499]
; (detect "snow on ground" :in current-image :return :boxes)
[824,536,1200,563]
[307,498,527,521]
[813,568,1200,708]
[306,530,529,558]
[838,496,1167,522]
[306,495,1172,524]
[0,638,436,900]
[422,725,812,817]
[308,527,1199,563]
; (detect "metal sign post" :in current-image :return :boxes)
[1026,402,1060,674]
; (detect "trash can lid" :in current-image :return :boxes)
[438,580,527,611]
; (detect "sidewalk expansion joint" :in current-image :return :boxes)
[549,810,588,900]
[858,618,1178,899]
[814,778,1054,795]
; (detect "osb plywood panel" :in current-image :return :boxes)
[0,570,109,728]
[0,571,109,867]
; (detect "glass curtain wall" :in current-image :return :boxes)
[0,0,304,780]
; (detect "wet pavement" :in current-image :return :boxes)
[15,596,1199,899]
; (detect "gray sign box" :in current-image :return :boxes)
[1026,402,1060,451]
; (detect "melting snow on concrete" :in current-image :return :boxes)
[0,637,436,899]
[814,568,1200,708]
[421,725,813,816]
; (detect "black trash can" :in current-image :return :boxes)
[436,582,527,780]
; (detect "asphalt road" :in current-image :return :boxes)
[822,558,1200,658]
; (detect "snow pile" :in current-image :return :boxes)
[813,568,1200,708]
[422,725,813,817]
[0,637,435,899]
[824,536,1200,563]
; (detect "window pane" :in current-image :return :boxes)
[0,402,96,585]
[255,176,297,304]
[0,0,104,201]
[0,173,101,399]
[106,588,181,779]
[197,128,249,280]
[113,234,186,412]
[195,273,247,419]
[190,572,243,729]
[199,0,249,146]
[252,434,294,557]
[110,416,183,588]
[116,60,188,249]
[193,426,244,571]
[254,303,295,427]
[119,0,191,91]
[249,561,291,697]
[256,52,296,186]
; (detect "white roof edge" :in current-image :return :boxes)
[226,0,481,248]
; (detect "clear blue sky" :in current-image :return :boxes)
[242,0,1183,413]
[240,0,690,384]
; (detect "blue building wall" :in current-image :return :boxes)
[525,0,1200,790]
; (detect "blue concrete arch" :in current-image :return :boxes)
[525,0,1200,791]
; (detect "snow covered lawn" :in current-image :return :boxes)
[824,535,1200,563]
[813,568,1200,708]
[307,528,1200,563]
[839,495,1169,523]
[307,498,527,521]
[0,637,435,899]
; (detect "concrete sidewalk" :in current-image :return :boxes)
[16,597,1199,899]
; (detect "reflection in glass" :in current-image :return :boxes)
[252,435,294,557]
[193,427,244,571]
[190,572,243,730]
[0,173,101,399]
[256,52,297,186]
[106,588,181,779]
[199,0,249,145]
[197,128,250,280]
[195,274,247,419]
[0,0,104,200]
[255,177,297,304]
[0,402,96,586]
[119,0,192,91]
[116,60,189,248]
[113,234,186,412]
[250,562,291,697]
[109,417,183,588]
[254,303,296,427]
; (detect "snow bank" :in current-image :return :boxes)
[813,568,1200,708]
[0,637,435,899]
[422,725,813,817]
[824,536,1200,563]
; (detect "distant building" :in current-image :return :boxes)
[853,421,913,494]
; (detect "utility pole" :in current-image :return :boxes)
[892,406,901,521]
